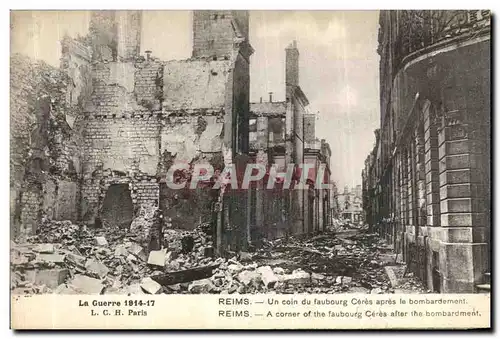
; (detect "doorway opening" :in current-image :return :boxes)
[101,184,134,229]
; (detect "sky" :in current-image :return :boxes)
[10,10,380,190]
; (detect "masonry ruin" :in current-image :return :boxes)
[11,10,252,246]
[11,10,334,259]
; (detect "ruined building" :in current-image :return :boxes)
[249,41,332,239]
[363,10,491,293]
[11,10,252,249]
[11,10,332,254]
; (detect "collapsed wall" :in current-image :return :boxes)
[10,53,85,239]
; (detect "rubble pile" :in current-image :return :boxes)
[171,228,425,295]
[10,213,215,295]
[389,265,427,293]
[11,216,425,295]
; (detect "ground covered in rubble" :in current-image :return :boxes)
[11,214,426,295]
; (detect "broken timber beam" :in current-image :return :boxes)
[150,264,219,286]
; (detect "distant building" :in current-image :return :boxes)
[337,185,363,223]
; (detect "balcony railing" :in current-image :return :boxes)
[394,10,491,70]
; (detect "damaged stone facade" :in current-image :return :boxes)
[248,41,333,241]
[79,10,251,235]
[10,53,82,240]
[364,10,491,293]
[11,10,252,246]
[11,10,334,256]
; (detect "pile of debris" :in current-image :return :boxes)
[10,211,215,295]
[11,214,425,295]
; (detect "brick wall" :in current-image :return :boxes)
[90,11,142,62]
[115,11,142,61]
[134,59,163,110]
[82,115,161,176]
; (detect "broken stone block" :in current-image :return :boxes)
[244,263,258,270]
[128,284,145,295]
[36,253,66,264]
[312,273,325,281]
[104,287,128,295]
[282,270,311,284]
[140,277,162,294]
[148,250,167,267]
[34,269,70,289]
[237,270,261,286]
[85,259,109,278]
[273,267,285,275]
[128,243,147,261]
[188,279,215,294]
[335,276,343,284]
[34,244,55,253]
[24,270,37,283]
[348,287,370,293]
[257,266,278,288]
[64,252,86,266]
[342,276,353,284]
[127,254,138,263]
[371,287,383,294]
[95,236,108,246]
[238,252,252,262]
[54,284,79,294]
[114,244,129,257]
[227,264,244,274]
[69,274,104,294]
[165,251,178,263]
[10,253,29,266]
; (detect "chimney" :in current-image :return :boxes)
[260,97,263,103]
[285,40,299,87]
[145,50,152,61]
[269,92,273,102]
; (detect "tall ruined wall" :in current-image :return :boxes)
[192,11,242,58]
[89,10,142,62]
[13,10,252,233]
[232,53,250,153]
[79,57,237,229]
[10,54,83,238]
[159,59,232,230]
[79,58,163,225]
